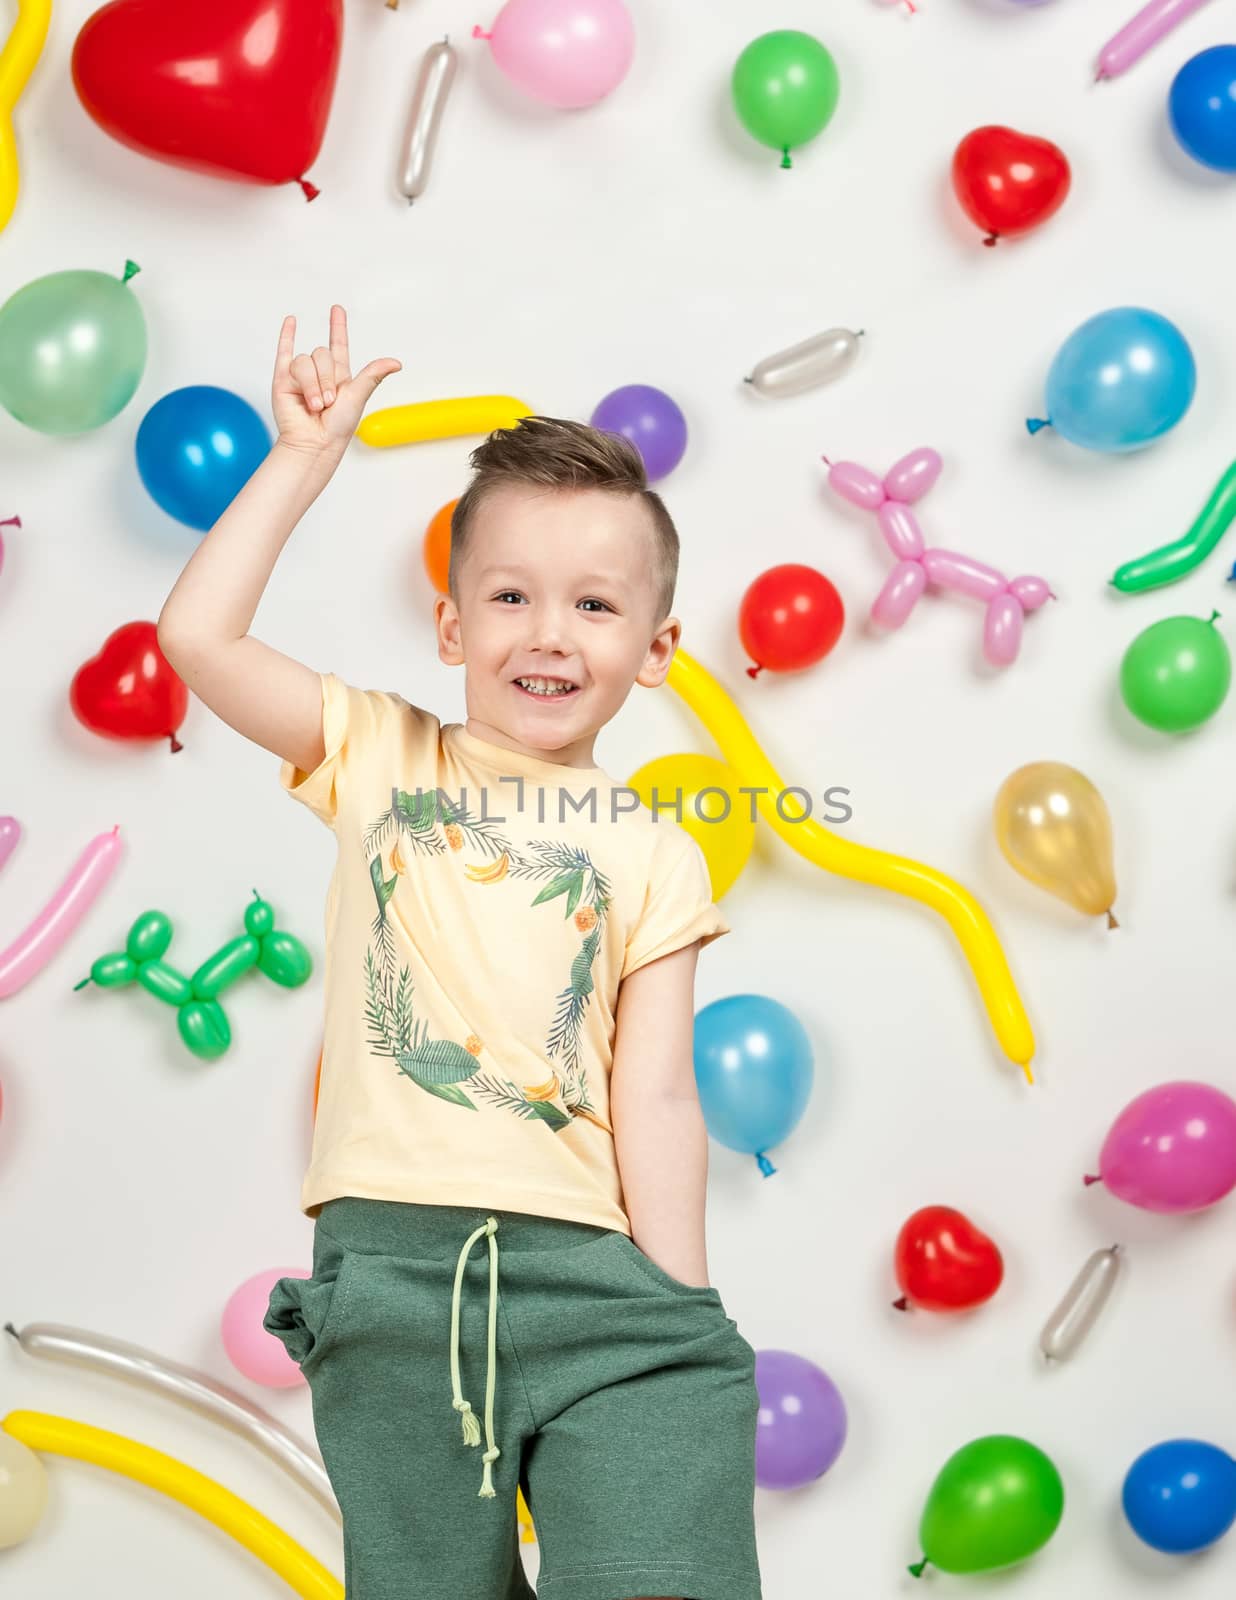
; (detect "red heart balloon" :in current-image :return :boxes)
[951,125,1071,247]
[71,0,344,198]
[893,1205,1004,1312]
[71,621,189,754]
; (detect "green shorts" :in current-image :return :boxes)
[265,1198,762,1600]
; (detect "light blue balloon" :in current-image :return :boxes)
[1027,307,1196,453]
[136,385,271,531]
[693,994,813,1177]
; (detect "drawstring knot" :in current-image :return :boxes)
[449,1215,502,1498]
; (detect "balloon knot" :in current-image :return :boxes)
[1094,67,1107,83]
[820,454,833,467]
[0,515,19,529]
[472,25,493,39]
[892,1296,909,1312]
[983,233,998,248]
[386,0,399,8]
[122,260,141,283]
[1106,908,1119,930]
[746,663,763,679]
[1083,1173,1101,1187]
[1025,418,1050,436]
[1227,562,1236,582]
[73,977,91,992]
[3,1322,18,1340]
[780,147,792,170]
[298,177,321,202]
[743,375,754,385]
[755,1151,777,1177]
[1208,608,1221,625]
[169,734,184,754]
[908,1558,928,1579]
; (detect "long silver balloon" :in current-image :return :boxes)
[745,328,863,397]
[4,1321,338,1520]
[397,38,458,204]
[1039,1246,1123,1362]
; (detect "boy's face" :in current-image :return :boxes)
[434,484,680,764]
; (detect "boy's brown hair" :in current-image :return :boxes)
[449,415,679,624]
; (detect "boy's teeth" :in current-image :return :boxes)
[518,677,575,696]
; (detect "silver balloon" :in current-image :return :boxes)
[397,38,457,203]
[744,328,863,398]
[1039,1246,1122,1362]
[4,1321,338,1520]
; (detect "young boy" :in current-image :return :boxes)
[157,307,762,1600]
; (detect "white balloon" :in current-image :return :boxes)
[398,38,458,203]
[1039,1246,1122,1362]
[5,1321,338,1520]
[745,328,863,398]
[0,1431,48,1549]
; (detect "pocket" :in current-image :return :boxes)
[614,1233,723,1303]
[264,1239,357,1375]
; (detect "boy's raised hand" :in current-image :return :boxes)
[273,305,401,458]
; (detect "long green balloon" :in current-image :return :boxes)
[1111,459,1236,593]
[911,1435,1064,1579]
[731,31,839,169]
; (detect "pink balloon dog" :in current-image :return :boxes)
[1096,0,1213,81]
[823,448,1053,667]
[1085,1081,1236,1213]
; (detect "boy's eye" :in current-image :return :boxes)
[579,599,611,613]
[494,591,525,604]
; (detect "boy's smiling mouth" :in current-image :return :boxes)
[512,675,580,699]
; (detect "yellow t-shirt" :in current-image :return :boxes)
[282,673,730,1234]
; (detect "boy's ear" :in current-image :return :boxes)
[635,615,681,689]
[434,594,465,666]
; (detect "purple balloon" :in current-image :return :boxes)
[754,1349,847,1489]
[590,384,687,481]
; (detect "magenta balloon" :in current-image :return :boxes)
[884,448,942,504]
[754,1348,847,1489]
[1092,1081,1236,1213]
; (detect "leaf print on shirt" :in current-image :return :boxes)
[363,949,485,1111]
[361,789,615,1136]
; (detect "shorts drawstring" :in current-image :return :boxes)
[449,1214,501,1499]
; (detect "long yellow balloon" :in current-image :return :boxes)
[2,1411,342,1600]
[358,395,532,448]
[0,0,51,235]
[665,650,1035,1079]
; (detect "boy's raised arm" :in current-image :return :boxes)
[157,306,401,775]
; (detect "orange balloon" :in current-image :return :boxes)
[423,500,457,594]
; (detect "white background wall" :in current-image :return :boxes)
[3,0,1235,1595]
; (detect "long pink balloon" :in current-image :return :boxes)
[0,827,123,999]
[0,816,19,874]
[1096,0,1213,81]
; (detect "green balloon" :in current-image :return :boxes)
[1119,611,1231,732]
[911,1435,1064,1579]
[731,30,840,169]
[0,261,147,435]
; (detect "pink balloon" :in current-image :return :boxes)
[474,0,635,109]
[1096,0,1212,81]
[1009,574,1052,611]
[1087,1081,1236,1214]
[871,560,927,628]
[825,460,885,511]
[921,549,1005,602]
[984,592,1023,667]
[0,827,123,999]
[877,502,925,561]
[223,1268,309,1389]
[884,448,942,504]
[0,817,19,875]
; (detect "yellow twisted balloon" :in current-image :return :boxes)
[665,649,1035,1079]
[2,1411,343,1598]
[0,0,52,235]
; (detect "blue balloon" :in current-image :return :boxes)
[1170,47,1236,173]
[1027,307,1196,453]
[1122,1439,1236,1554]
[137,386,271,531]
[693,994,813,1177]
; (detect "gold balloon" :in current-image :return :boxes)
[627,753,755,901]
[993,762,1118,926]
